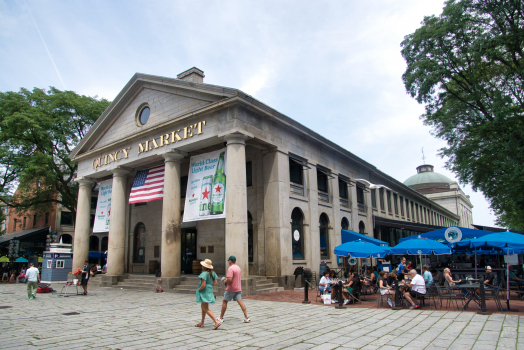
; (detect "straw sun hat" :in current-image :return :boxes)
[200,259,213,269]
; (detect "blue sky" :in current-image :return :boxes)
[0,0,499,227]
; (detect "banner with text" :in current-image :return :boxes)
[93,179,112,233]
[183,148,227,222]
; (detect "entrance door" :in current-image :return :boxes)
[181,228,197,274]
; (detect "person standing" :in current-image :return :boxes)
[397,257,406,281]
[218,256,249,323]
[194,259,221,330]
[26,263,40,300]
[81,260,92,295]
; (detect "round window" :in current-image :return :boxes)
[138,106,150,125]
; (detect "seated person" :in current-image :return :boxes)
[422,265,433,286]
[484,266,495,286]
[406,261,414,271]
[505,265,524,286]
[443,268,462,286]
[319,270,337,303]
[342,272,360,305]
[387,270,398,287]
[363,269,375,286]
[378,271,396,307]
[403,269,426,309]
[372,266,380,282]
[431,269,444,286]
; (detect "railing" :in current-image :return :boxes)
[358,203,368,212]
[290,183,304,196]
[318,192,329,203]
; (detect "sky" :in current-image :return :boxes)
[0,0,500,227]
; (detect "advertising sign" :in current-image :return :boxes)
[183,149,227,222]
[93,179,112,232]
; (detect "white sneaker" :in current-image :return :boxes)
[332,300,338,303]
[344,300,350,305]
[242,318,250,323]
[217,318,224,323]
[387,299,393,307]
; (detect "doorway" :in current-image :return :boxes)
[181,228,197,274]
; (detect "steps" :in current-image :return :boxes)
[171,276,200,294]
[112,274,157,291]
[254,276,284,294]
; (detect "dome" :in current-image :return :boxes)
[403,165,453,187]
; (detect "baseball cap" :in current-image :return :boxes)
[486,266,492,270]
[228,255,236,262]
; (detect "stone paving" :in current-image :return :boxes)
[0,283,522,349]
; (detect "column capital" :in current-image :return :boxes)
[218,128,254,145]
[111,167,130,177]
[75,177,94,187]
[162,149,187,162]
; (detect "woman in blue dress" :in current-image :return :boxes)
[195,259,221,329]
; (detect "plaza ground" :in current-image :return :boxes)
[0,283,523,350]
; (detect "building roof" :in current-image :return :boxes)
[403,164,454,187]
[0,227,50,245]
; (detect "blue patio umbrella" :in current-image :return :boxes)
[334,240,390,259]
[15,257,28,263]
[453,231,524,311]
[391,237,451,274]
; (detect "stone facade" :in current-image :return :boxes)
[70,69,460,288]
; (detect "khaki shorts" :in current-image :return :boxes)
[223,291,242,301]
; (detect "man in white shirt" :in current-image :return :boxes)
[25,263,40,300]
[403,269,426,309]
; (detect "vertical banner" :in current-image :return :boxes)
[183,148,227,222]
[93,179,112,233]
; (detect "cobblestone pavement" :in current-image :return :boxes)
[0,283,522,350]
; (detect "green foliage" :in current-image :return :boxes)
[0,87,110,221]
[401,0,524,230]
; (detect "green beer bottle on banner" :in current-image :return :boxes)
[210,152,226,215]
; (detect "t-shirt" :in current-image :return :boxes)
[226,264,242,292]
[485,272,495,285]
[506,270,518,280]
[397,263,405,274]
[423,271,433,286]
[387,275,396,286]
[25,267,39,282]
[410,274,426,294]
[319,276,331,286]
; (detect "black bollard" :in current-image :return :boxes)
[477,276,490,314]
[336,281,344,309]
[392,279,402,310]
[302,277,311,304]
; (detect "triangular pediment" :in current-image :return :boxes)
[71,73,237,159]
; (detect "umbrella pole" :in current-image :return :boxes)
[475,252,477,279]
[507,247,510,310]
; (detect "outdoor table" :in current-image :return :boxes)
[457,284,494,310]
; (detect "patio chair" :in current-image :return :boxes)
[426,283,439,309]
[484,284,502,312]
[500,275,520,300]
[437,283,465,311]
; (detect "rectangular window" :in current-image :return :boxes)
[371,189,377,208]
[400,196,404,216]
[393,193,398,215]
[415,204,419,222]
[13,218,17,231]
[33,215,37,228]
[47,260,52,268]
[424,208,427,223]
[317,169,328,193]
[289,158,303,185]
[180,176,188,198]
[23,217,27,228]
[379,188,385,211]
[356,186,365,204]
[56,260,64,268]
[338,178,348,199]
[60,212,73,226]
[386,191,392,213]
[45,212,49,225]
[411,202,415,220]
[246,161,252,187]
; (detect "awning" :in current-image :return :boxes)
[399,226,498,244]
[341,229,389,246]
[89,252,102,258]
[0,227,50,245]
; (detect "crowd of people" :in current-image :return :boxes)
[1,264,42,284]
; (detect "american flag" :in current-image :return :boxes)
[129,165,165,204]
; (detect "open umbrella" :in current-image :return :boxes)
[38,257,43,263]
[334,240,390,258]
[390,237,451,274]
[0,256,10,262]
[454,231,524,311]
[15,257,28,263]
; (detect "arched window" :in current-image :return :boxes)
[358,221,365,234]
[248,211,254,263]
[60,234,72,244]
[341,217,349,231]
[101,236,108,252]
[89,236,99,251]
[133,223,146,263]
[319,213,330,259]
[291,208,304,260]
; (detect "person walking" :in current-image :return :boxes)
[81,260,92,295]
[26,263,40,300]
[194,259,221,330]
[218,256,250,323]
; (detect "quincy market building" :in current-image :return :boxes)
[70,68,460,290]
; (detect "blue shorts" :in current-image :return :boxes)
[319,286,332,292]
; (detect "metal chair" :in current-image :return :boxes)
[426,283,439,309]
[485,284,503,311]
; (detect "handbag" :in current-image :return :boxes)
[322,294,331,305]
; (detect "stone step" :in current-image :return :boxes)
[255,282,279,289]
[112,285,154,291]
[123,275,157,281]
[256,287,285,294]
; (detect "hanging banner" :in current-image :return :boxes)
[183,149,227,222]
[93,179,112,233]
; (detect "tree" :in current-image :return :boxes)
[401,0,524,230]
[0,87,110,227]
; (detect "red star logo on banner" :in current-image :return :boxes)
[202,188,210,199]
[192,193,195,198]
[215,185,222,193]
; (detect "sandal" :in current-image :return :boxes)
[194,323,204,327]
[213,322,221,330]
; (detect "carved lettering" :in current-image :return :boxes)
[151,138,160,149]
[122,147,130,158]
[171,130,183,143]
[196,121,205,135]
[183,126,193,139]
[160,134,170,147]
[138,143,146,155]
[108,153,115,163]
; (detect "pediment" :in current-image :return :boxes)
[71,73,237,159]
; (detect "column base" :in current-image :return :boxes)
[161,277,182,290]
[101,275,124,287]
